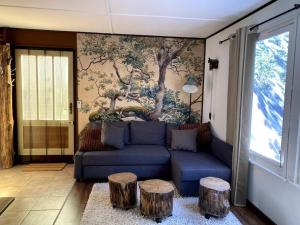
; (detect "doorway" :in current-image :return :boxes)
[15,49,74,162]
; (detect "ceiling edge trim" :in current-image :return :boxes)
[205,0,277,39]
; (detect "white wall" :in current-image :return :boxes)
[204,1,300,224]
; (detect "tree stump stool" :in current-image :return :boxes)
[199,177,230,219]
[139,179,174,223]
[108,172,137,210]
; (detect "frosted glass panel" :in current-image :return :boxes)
[38,55,54,120]
[21,55,38,120]
[54,56,69,120]
[20,51,70,122]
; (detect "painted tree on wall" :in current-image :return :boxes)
[78,34,204,124]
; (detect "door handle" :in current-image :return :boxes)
[69,102,73,115]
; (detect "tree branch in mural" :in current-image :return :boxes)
[78,34,204,124]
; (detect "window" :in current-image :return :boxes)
[250,31,289,164]
[20,51,69,121]
[249,20,297,176]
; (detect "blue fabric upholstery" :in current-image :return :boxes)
[74,121,233,196]
[83,165,170,179]
[170,150,231,181]
[170,150,231,196]
[74,151,83,180]
[131,121,166,145]
[210,136,232,168]
[110,121,130,145]
[82,145,170,166]
[166,123,179,146]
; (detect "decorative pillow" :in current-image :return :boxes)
[130,121,166,145]
[171,129,197,152]
[79,127,103,152]
[179,122,212,147]
[101,123,125,149]
[166,123,179,147]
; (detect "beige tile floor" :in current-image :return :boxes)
[0,164,75,225]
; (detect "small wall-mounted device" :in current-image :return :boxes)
[208,58,219,70]
[77,100,82,109]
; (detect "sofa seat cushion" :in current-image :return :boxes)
[170,150,231,182]
[82,145,170,166]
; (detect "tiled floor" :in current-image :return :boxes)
[0,164,75,225]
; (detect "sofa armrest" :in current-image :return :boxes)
[74,151,84,180]
[210,136,233,168]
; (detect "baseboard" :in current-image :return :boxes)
[18,155,74,164]
[247,200,276,225]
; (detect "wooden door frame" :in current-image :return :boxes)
[11,46,77,163]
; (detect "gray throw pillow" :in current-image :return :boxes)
[101,123,125,149]
[171,129,197,152]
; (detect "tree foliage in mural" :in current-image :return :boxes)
[78,34,204,124]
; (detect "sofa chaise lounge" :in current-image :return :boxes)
[74,121,232,196]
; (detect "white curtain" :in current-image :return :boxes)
[227,27,258,206]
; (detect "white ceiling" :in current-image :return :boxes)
[0,0,270,38]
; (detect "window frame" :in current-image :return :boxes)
[249,16,298,178]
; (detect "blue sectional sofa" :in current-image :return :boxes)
[74,121,232,196]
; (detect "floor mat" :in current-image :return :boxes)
[22,163,67,172]
[0,197,14,215]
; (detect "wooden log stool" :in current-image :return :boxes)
[139,179,174,223]
[108,172,137,210]
[199,177,230,219]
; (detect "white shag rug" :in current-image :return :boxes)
[80,183,242,225]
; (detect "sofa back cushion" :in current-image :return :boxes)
[211,137,233,168]
[79,127,104,152]
[179,122,212,148]
[130,121,166,145]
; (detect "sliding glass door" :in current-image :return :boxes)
[16,49,74,161]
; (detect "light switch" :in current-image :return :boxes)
[77,100,82,109]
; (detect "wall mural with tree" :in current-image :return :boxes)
[77,33,205,132]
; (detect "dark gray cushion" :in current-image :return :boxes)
[82,145,170,166]
[166,123,179,146]
[170,150,231,181]
[171,129,197,152]
[130,121,166,145]
[101,124,124,149]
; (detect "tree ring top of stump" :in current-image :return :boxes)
[200,177,230,192]
[108,172,137,185]
[139,179,174,194]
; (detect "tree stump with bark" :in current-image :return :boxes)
[139,179,174,223]
[198,177,230,219]
[108,172,137,210]
[0,44,14,169]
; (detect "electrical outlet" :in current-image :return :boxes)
[77,100,82,109]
